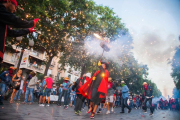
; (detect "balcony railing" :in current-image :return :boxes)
[3,54,19,65]
[27,63,45,73]
[29,51,44,60]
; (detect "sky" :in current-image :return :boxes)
[94,0,180,98]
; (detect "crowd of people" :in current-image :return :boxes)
[0,64,180,119]
[0,62,159,119]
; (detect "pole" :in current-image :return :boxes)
[100,50,104,61]
[16,48,24,73]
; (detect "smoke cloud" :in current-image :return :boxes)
[84,31,133,65]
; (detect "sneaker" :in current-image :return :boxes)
[75,111,78,114]
[111,107,114,113]
[78,111,81,115]
[149,113,153,116]
[96,111,101,114]
[40,104,45,107]
[90,115,94,119]
[143,110,147,113]
[106,110,110,114]
[46,104,50,107]
[128,109,131,113]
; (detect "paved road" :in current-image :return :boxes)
[0,101,180,120]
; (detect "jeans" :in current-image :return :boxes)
[35,92,39,99]
[143,97,153,113]
[74,94,77,106]
[121,97,131,112]
[58,90,68,105]
[66,93,70,105]
[14,89,22,100]
[116,101,120,106]
[0,83,8,102]
[24,87,34,103]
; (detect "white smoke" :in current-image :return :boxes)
[84,31,133,66]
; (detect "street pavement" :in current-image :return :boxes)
[0,101,180,120]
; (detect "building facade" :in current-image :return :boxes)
[2,46,81,83]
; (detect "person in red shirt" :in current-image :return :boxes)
[78,61,109,119]
[42,74,53,106]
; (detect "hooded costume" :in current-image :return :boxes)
[78,65,109,105]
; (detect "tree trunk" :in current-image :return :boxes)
[44,56,53,76]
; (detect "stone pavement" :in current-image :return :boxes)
[0,101,180,120]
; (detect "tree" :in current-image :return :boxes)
[10,0,116,75]
[59,4,128,76]
[170,47,180,89]
[36,73,44,81]
[172,87,180,98]
[56,77,64,85]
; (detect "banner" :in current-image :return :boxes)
[20,50,29,68]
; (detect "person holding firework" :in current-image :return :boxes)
[78,61,109,119]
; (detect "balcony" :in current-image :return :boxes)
[3,56,16,65]
[26,63,45,74]
[29,50,45,61]
[3,52,19,65]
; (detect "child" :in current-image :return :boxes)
[70,82,76,107]
[116,95,120,107]
[57,84,63,106]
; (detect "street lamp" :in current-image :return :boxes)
[16,37,34,71]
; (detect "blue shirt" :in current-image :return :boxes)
[62,82,69,90]
[121,85,129,99]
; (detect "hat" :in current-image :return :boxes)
[64,77,69,81]
[101,61,109,69]
[8,66,16,70]
[121,81,125,84]
[143,82,147,85]
[53,84,56,87]
[108,77,112,81]
[3,0,18,6]
[60,84,63,87]
[44,76,47,79]
[85,73,91,78]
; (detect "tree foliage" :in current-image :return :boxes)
[171,47,180,89]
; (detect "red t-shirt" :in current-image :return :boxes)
[46,77,53,89]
